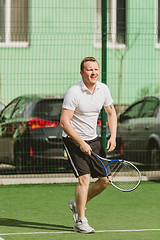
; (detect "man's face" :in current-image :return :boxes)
[80,61,99,86]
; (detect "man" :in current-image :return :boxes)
[60,57,117,233]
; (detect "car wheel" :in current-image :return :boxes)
[150,144,160,170]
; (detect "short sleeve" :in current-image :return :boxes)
[103,84,113,107]
[62,87,78,111]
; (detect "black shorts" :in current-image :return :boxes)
[63,136,107,178]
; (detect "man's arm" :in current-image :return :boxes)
[104,103,117,152]
[60,108,92,155]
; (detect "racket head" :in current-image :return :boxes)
[91,151,141,192]
[106,159,141,192]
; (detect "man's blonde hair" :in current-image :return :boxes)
[80,57,98,72]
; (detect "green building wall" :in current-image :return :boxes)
[0,0,159,106]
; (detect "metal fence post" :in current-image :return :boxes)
[101,0,107,151]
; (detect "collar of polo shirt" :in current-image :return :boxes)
[81,80,100,93]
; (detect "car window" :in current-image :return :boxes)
[0,99,19,121]
[0,102,4,112]
[0,102,6,112]
[120,101,144,121]
[34,99,63,121]
[12,98,30,118]
[139,97,159,118]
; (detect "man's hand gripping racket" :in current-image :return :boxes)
[91,151,141,192]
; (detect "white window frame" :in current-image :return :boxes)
[155,0,160,48]
[0,0,29,48]
[94,0,126,49]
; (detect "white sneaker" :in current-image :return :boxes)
[74,217,95,234]
[69,200,78,222]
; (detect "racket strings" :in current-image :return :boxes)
[91,152,141,191]
[109,161,140,191]
[109,161,124,175]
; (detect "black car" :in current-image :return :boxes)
[0,95,68,173]
[118,94,160,169]
[0,95,122,173]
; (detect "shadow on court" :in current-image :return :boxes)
[0,218,73,231]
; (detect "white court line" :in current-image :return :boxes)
[0,237,5,240]
[0,229,160,236]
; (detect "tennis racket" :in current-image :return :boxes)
[91,151,141,192]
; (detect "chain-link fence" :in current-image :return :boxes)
[0,0,160,182]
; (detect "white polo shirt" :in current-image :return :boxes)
[62,80,113,140]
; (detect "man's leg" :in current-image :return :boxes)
[87,176,110,202]
[75,175,110,217]
[73,174,95,233]
[75,174,90,218]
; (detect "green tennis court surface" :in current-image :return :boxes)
[0,181,159,240]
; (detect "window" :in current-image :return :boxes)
[139,97,159,118]
[34,99,63,121]
[0,99,19,121]
[94,0,127,49]
[12,98,29,118]
[120,101,144,121]
[156,0,160,48]
[0,0,29,47]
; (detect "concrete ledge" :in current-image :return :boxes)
[0,174,148,185]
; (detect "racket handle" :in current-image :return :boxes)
[91,151,98,158]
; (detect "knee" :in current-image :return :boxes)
[78,174,90,188]
[98,177,110,188]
